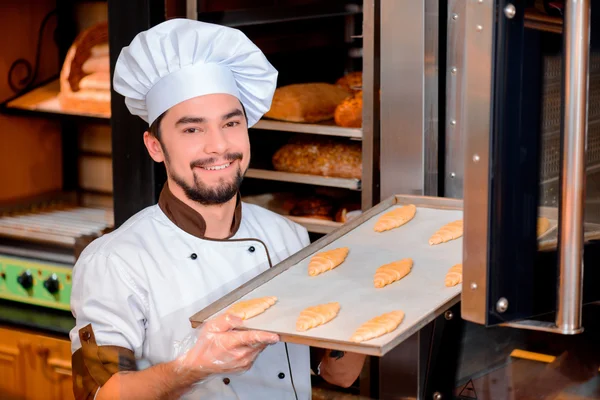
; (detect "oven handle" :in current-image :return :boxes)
[555,0,591,335]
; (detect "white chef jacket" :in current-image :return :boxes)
[69,201,312,399]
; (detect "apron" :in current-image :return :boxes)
[70,202,311,399]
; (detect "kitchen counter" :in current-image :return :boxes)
[0,299,75,337]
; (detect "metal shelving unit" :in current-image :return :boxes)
[245,168,361,190]
[252,119,362,139]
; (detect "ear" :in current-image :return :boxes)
[143,131,165,163]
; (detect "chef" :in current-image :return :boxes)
[69,18,365,400]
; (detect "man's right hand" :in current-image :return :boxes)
[176,313,280,380]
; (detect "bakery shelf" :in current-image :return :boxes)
[2,79,110,122]
[241,193,346,234]
[524,9,562,34]
[245,169,361,190]
[252,119,362,139]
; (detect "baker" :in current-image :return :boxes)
[69,18,365,400]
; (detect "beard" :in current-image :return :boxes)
[167,152,246,206]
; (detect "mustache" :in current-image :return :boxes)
[190,153,243,169]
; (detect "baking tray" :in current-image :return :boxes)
[190,195,463,356]
[189,196,600,356]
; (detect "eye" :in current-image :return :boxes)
[184,128,201,134]
[224,121,240,128]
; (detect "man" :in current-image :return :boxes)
[69,18,365,400]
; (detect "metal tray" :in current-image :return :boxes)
[189,195,600,356]
[190,195,463,356]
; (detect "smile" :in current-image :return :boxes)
[201,162,232,171]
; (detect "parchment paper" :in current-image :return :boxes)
[213,205,464,354]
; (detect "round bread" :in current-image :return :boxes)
[334,91,362,128]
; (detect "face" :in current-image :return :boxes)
[144,94,250,206]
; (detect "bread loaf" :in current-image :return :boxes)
[82,55,110,74]
[272,138,361,179]
[265,83,352,123]
[290,197,335,220]
[334,90,362,128]
[79,72,111,91]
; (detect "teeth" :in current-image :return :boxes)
[203,162,231,171]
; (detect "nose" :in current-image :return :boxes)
[203,127,228,155]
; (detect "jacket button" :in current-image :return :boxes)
[248,246,255,253]
[278,372,285,379]
[223,377,230,385]
[190,253,197,260]
[82,331,91,341]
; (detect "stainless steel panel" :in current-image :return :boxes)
[444,0,467,200]
[460,0,494,325]
[380,0,426,198]
[361,0,380,210]
[556,0,591,335]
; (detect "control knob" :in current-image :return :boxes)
[17,270,33,290]
[43,273,60,294]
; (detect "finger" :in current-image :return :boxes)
[229,330,279,347]
[204,313,243,334]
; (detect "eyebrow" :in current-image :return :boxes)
[174,108,244,126]
[222,108,244,121]
[175,116,205,126]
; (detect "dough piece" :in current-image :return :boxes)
[429,220,463,245]
[445,264,462,287]
[296,302,340,332]
[226,296,277,320]
[308,247,349,276]
[374,258,413,288]
[373,204,417,233]
[349,311,405,343]
[265,83,352,123]
[537,217,551,237]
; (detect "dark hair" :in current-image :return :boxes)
[149,111,166,141]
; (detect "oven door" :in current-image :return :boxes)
[460,0,600,333]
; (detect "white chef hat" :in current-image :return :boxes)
[112,18,277,127]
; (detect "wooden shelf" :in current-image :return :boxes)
[2,80,360,141]
[252,119,362,139]
[524,9,563,34]
[4,80,110,121]
[245,168,361,190]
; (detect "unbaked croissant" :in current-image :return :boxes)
[374,258,413,288]
[308,247,349,276]
[429,220,463,245]
[445,264,462,287]
[350,311,405,343]
[373,204,417,233]
[296,302,340,332]
[226,296,277,320]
